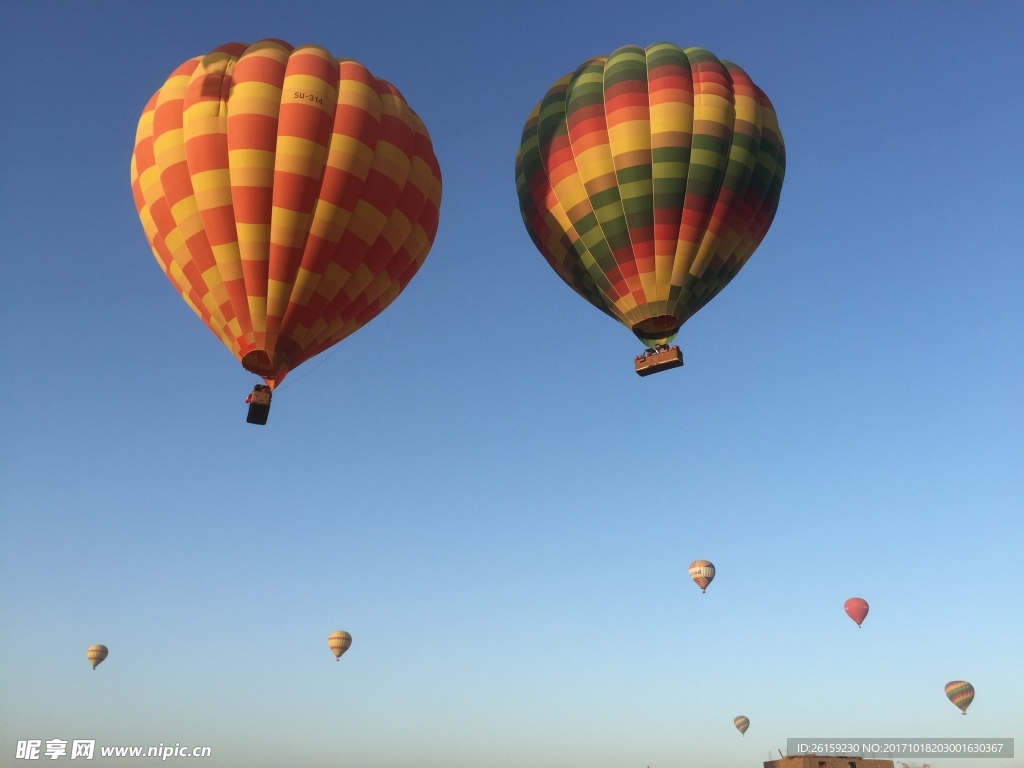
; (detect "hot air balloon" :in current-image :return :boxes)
[515,43,785,375]
[689,560,715,593]
[328,630,352,661]
[86,645,108,670]
[844,597,869,627]
[945,681,974,714]
[132,40,442,424]
[734,715,749,736]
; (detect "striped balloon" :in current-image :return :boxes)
[944,680,974,714]
[86,644,108,670]
[132,40,442,388]
[515,43,785,350]
[689,559,715,593]
[328,630,352,661]
[734,715,749,735]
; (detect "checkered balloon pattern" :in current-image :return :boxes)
[132,40,442,387]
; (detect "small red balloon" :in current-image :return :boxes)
[844,597,869,627]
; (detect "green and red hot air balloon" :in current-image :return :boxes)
[515,43,785,375]
[945,680,974,714]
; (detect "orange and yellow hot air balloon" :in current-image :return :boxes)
[734,715,749,735]
[131,40,442,421]
[328,630,352,661]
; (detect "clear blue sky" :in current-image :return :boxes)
[1,2,1022,767]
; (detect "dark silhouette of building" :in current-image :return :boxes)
[765,757,894,768]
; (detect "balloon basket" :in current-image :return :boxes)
[246,385,272,425]
[634,346,683,377]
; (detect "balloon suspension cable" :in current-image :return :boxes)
[273,337,351,393]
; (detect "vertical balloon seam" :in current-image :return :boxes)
[684,54,742,314]
[682,58,762,324]
[306,77,417,355]
[604,45,655,325]
[284,58,384,355]
[338,79,420,323]
[131,93,199,318]
[665,45,702,318]
[734,89,784,285]
[516,103,605,314]
[144,58,242,359]
[306,111,433,357]
[709,67,764,305]
[298,65,389,345]
[143,61,207,323]
[554,60,630,320]
[228,40,292,368]
[515,94,620,323]
[302,98,442,360]
[281,58,376,346]
[566,56,647,329]
[366,120,438,307]
[647,42,692,326]
[265,44,340,357]
[530,77,613,313]
[667,47,734,326]
[541,63,635,326]
[184,45,252,359]
[665,43,701,331]
[515,113,578,300]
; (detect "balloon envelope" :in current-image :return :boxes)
[689,560,715,593]
[132,40,442,388]
[515,43,785,349]
[844,597,869,626]
[734,715,749,735]
[328,630,352,660]
[945,680,974,714]
[86,644,108,669]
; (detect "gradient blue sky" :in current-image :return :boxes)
[1,2,1022,767]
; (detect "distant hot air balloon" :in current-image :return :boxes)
[734,715,749,736]
[945,680,974,715]
[86,645,108,670]
[689,560,715,593]
[844,597,869,627]
[132,40,442,424]
[328,631,352,661]
[515,43,785,376]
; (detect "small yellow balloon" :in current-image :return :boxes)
[328,631,352,661]
[86,644,108,670]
